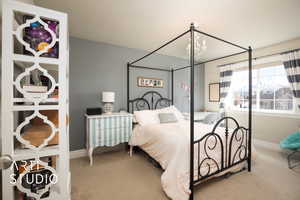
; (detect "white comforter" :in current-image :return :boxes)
[129,121,246,200]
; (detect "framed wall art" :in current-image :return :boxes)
[209,83,220,102]
[137,77,164,88]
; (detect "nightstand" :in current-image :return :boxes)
[85,113,133,166]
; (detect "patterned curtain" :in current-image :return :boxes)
[281,50,300,112]
[219,65,233,112]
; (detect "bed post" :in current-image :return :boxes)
[189,23,195,200]
[248,46,252,172]
[171,68,174,105]
[127,62,130,112]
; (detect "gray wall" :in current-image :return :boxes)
[173,66,204,112]
[69,37,204,150]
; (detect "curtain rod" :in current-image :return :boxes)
[218,47,300,67]
[280,47,300,55]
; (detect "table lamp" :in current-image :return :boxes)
[102,92,115,114]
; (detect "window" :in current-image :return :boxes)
[227,65,295,113]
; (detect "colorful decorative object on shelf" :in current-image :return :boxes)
[23,15,59,58]
[50,87,59,99]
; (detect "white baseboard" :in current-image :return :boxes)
[70,144,128,159]
[70,149,87,159]
[69,139,282,159]
[253,139,281,152]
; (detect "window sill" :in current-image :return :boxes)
[227,109,300,119]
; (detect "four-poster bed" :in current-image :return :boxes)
[127,23,252,200]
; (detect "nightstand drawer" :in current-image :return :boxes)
[95,116,132,130]
[96,124,132,131]
[94,127,132,147]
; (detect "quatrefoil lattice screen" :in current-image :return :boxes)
[1,1,70,200]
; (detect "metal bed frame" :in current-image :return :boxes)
[127,23,252,200]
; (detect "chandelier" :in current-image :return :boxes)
[186,33,207,61]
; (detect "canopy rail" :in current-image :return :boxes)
[194,29,248,51]
[129,30,190,65]
[173,50,248,71]
[129,64,171,72]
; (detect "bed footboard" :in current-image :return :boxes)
[193,117,250,184]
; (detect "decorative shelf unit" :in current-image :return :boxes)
[1,0,70,199]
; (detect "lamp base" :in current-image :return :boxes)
[103,103,114,114]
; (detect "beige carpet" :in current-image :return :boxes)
[71,146,300,200]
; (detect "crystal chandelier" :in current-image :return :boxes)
[186,33,207,61]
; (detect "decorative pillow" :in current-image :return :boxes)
[133,106,184,126]
[133,110,160,126]
[157,106,185,122]
[158,113,178,123]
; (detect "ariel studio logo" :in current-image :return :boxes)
[9,160,58,186]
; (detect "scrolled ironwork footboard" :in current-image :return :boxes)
[193,117,250,184]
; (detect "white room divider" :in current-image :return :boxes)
[1,0,70,199]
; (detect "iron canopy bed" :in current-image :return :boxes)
[127,23,253,200]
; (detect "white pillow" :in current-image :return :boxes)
[133,110,160,126]
[134,106,184,126]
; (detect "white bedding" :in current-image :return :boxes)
[129,121,247,200]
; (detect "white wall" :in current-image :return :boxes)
[204,38,300,144]
[0,0,34,13]
[0,0,35,39]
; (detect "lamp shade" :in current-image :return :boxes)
[102,92,115,103]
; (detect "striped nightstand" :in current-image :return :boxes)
[85,113,133,165]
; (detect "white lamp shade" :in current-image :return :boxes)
[102,92,115,103]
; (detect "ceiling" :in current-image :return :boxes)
[35,0,300,61]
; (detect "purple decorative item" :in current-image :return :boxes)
[23,15,59,58]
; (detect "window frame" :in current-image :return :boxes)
[227,64,297,114]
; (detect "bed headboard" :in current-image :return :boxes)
[128,91,172,113]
